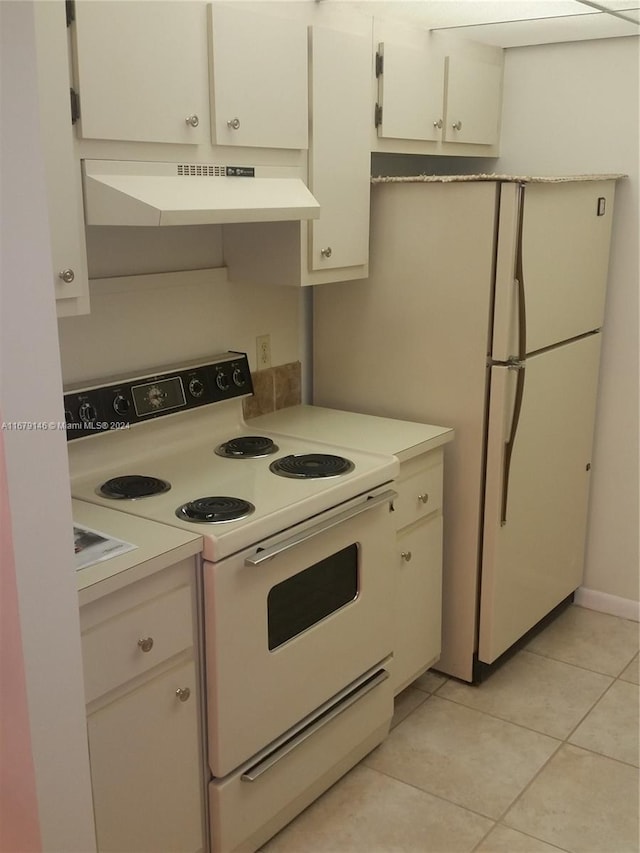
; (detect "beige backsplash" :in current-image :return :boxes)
[243,362,302,420]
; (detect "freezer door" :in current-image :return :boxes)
[479,334,602,665]
[492,181,616,361]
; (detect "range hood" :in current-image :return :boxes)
[82,160,321,226]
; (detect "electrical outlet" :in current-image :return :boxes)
[256,334,271,370]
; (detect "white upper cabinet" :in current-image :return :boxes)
[208,4,308,150]
[309,26,371,272]
[34,1,89,317]
[443,54,503,145]
[376,41,445,142]
[73,1,209,144]
[373,20,504,153]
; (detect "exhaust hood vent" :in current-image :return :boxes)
[176,164,227,177]
[83,160,321,227]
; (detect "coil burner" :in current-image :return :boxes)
[215,436,279,458]
[175,496,255,524]
[98,475,171,500]
[269,454,355,480]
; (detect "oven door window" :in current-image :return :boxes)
[267,543,359,650]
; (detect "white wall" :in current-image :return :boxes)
[497,37,639,605]
[0,3,96,848]
[58,269,300,386]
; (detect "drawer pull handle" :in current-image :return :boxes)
[401,551,412,562]
[176,687,191,703]
[418,493,429,504]
[137,637,154,653]
[241,669,389,781]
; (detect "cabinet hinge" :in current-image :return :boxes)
[374,103,383,129]
[375,51,384,78]
[65,0,75,26]
[70,88,80,124]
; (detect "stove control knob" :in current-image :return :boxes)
[188,377,205,398]
[216,371,230,392]
[78,401,97,424]
[232,368,246,388]
[113,394,131,416]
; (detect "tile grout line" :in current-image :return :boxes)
[388,672,637,850]
[525,645,639,678]
[430,681,639,770]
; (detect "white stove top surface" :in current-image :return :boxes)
[68,401,398,561]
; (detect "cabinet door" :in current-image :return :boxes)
[74,1,209,144]
[34,1,89,315]
[393,515,443,695]
[208,4,308,150]
[443,55,502,145]
[309,27,371,271]
[87,661,203,853]
[376,41,444,141]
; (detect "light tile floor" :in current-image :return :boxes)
[262,606,639,853]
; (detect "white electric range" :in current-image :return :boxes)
[65,352,399,853]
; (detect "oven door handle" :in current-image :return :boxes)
[240,668,390,782]
[244,488,397,567]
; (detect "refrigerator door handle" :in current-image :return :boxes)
[514,183,527,361]
[500,184,528,527]
[501,360,526,526]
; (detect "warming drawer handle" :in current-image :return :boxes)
[240,669,389,782]
[244,489,397,567]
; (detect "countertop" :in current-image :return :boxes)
[73,499,202,605]
[372,173,626,184]
[251,405,453,463]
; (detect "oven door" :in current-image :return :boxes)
[203,487,396,777]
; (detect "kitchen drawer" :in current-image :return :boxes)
[210,666,392,853]
[393,451,444,531]
[82,583,194,704]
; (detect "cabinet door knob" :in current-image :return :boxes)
[320,247,333,259]
[418,493,429,504]
[452,120,463,131]
[227,118,241,130]
[433,119,443,129]
[401,551,412,562]
[176,687,191,702]
[185,114,200,128]
[58,268,75,283]
[137,637,154,653]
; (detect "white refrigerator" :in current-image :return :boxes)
[313,176,618,682]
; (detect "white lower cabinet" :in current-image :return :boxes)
[392,450,445,694]
[87,661,202,853]
[80,560,204,853]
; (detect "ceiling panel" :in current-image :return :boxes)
[349,1,596,29]
[342,0,640,43]
[581,1,640,9]
[438,10,639,45]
